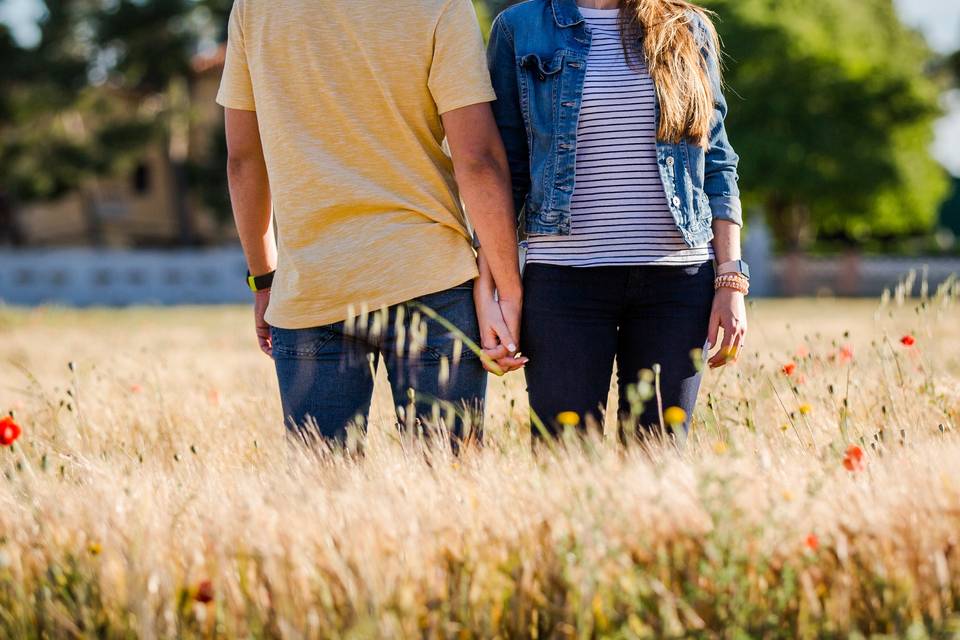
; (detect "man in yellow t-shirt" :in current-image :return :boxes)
[217,0,526,443]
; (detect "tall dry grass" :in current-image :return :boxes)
[1,278,959,638]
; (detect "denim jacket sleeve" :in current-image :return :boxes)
[486,16,530,220]
[696,18,743,227]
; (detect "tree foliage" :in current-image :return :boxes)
[699,0,948,248]
[0,0,234,243]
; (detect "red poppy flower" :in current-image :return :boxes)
[843,445,864,472]
[782,362,797,376]
[194,580,214,604]
[839,344,854,363]
[805,533,819,551]
[900,335,916,347]
[0,417,21,447]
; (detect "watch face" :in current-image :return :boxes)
[740,261,750,280]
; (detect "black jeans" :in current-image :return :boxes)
[521,262,715,438]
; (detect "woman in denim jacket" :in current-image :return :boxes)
[484,0,748,437]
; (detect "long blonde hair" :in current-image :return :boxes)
[619,0,721,147]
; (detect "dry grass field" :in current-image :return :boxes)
[1,279,960,638]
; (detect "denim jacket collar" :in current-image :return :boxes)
[550,0,585,28]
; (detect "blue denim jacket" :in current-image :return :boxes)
[486,0,742,246]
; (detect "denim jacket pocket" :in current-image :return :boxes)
[517,51,565,134]
[519,51,565,80]
[517,50,567,222]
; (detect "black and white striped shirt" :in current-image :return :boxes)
[525,8,712,268]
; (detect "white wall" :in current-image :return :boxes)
[0,248,250,306]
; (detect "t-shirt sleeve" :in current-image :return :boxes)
[216,0,256,111]
[428,0,497,115]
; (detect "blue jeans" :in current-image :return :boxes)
[521,262,715,438]
[271,283,487,444]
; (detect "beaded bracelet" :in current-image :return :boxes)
[715,273,749,295]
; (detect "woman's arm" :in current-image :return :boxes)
[698,20,747,367]
[697,16,742,228]
[708,220,747,368]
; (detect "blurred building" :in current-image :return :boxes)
[9,47,230,248]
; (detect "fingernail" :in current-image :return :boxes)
[508,344,517,352]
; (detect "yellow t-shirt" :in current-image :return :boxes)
[216,0,495,329]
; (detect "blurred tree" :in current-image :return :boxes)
[701,0,947,250]
[941,178,960,239]
[0,0,232,246]
[0,0,147,245]
[472,0,492,38]
[482,0,515,18]
[948,49,960,85]
[91,0,203,244]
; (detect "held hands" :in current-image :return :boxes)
[474,281,527,376]
[706,287,747,368]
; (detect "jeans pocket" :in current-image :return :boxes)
[271,326,339,358]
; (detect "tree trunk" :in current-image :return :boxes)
[170,156,195,246]
[0,192,24,246]
[82,187,105,247]
[765,196,813,252]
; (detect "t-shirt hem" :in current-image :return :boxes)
[264,263,480,330]
[215,95,256,111]
[436,91,498,115]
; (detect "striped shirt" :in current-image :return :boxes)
[525,8,712,268]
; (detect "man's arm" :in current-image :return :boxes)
[443,103,521,301]
[442,103,525,371]
[225,107,277,356]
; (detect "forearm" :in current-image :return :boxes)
[228,157,276,276]
[459,159,522,301]
[475,247,496,296]
[712,219,742,266]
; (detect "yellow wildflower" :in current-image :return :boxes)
[556,411,580,427]
[664,406,687,426]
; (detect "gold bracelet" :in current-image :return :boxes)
[715,274,749,295]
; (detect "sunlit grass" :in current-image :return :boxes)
[1,279,959,638]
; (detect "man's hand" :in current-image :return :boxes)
[254,289,273,357]
[474,280,526,375]
[707,288,747,368]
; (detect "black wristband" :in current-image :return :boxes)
[246,270,275,292]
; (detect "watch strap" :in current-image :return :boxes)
[716,259,750,280]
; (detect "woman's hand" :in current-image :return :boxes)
[474,280,527,376]
[707,288,747,368]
